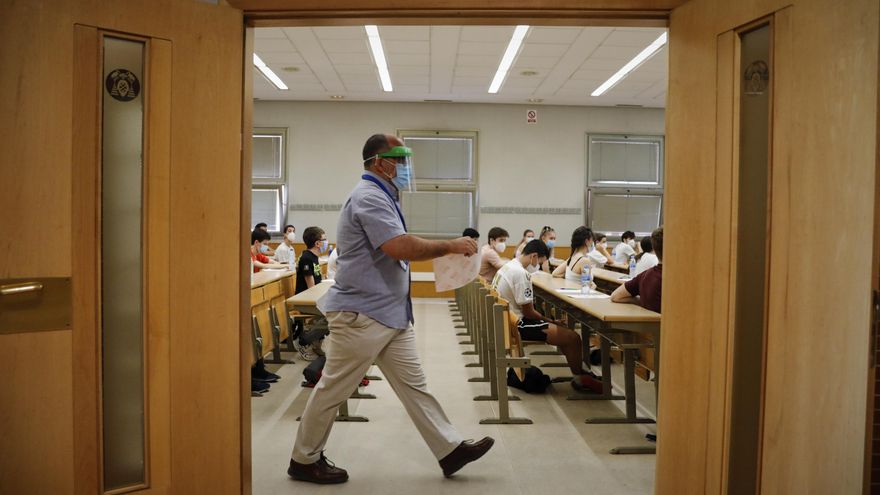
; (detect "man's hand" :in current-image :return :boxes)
[448,236,478,256]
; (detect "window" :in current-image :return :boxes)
[585,133,664,238]
[399,131,478,238]
[251,127,287,232]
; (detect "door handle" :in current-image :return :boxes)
[0,281,44,296]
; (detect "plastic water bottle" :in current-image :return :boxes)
[581,264,592,295]
[629,255,637,278]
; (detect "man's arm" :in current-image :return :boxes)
[304,275,316,289]
[519,302,563,325]
[381,234,477,261]
[610,284,639,304]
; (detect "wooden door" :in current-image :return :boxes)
[0,2,245,494]
[660,0,879,494]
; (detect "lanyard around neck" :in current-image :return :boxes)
[361,174,407,231]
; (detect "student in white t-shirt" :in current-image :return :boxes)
[634,236,659,275]
[612,230,638,265]
[326,246,339,280]
[592,233,614,266]
[492,240,603,394]
[274,224,297,266]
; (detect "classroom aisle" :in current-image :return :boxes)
[251,299,656,495]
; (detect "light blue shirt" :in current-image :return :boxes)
[318,171,413,329]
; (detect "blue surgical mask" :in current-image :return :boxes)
[320,240,329,253]
[260,244,270,254]
[391,163,412,191]
[546,239,556,248]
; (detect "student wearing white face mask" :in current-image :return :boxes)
[251,229,287,273]
[492,240,603,394]
[593,233,614,265]
[274,224,297,266]
[479,227,509,281]
[612,230,638,265]
[514,229,535,258]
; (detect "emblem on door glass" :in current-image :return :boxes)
[743,60,769,96]
[105,69,141,101]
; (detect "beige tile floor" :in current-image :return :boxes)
[252,299,656,495]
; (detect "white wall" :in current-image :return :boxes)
[253,100,664,244]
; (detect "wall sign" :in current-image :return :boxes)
[526,109,537,124]
[105,69,140,101]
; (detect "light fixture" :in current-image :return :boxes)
[488,25,529,94]
[330,95,345,99]
[281,66,300,72]
[253,53,288,90]
[520,70,539,77]
[365,25,393,92]
[591,32,667,97]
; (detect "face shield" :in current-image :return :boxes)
[377,145,415,193]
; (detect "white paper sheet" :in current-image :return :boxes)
[432,253,481,292]
[564,293,610,299]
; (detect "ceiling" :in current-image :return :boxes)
[253,26,667,107]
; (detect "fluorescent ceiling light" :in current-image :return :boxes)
[253,53,288,90]
[591,32,667,97]
[488,25,529,94]
[365,25,393,92]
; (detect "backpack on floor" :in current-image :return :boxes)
[507,366,551,394]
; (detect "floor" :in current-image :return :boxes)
[252,299,657,495]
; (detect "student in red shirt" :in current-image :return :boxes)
[251,229,286,273]
[611,226,663,313]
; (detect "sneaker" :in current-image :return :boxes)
[253,368,280,383]
[360,377,370,387]
[251,379,270,393]
[571,373,603,394]
[299,344,318,361]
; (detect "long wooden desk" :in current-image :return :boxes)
[529,272,660,454]
[250,269,295,365]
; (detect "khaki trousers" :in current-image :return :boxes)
[291,311,463,464]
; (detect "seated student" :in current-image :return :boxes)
[326,245,339,280]
[250,229,286,273]
[479,227,509,281]
[514,229,535,258]
[538,226,558,272]
[293,226,330,361]
[611,227,663,313]
[492,240,603,393]
[552,226,605,281]
[273,224,297,265]
[634,236,659,275]
[612,230,638,265]
[254,222,275,256]
[592,232,614,265]
[462,227,480,240]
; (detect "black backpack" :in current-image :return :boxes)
[507,366,551,394]
[302,355,327,386]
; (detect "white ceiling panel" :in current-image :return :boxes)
[459,26,514,42]
[384,40,430,54]
[320,38,369,53]
[527,27,582,44]
[253,25,667,108]
[254,38,295,52]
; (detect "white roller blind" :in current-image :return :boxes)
[588,135,663,188]
[252,134,283,180]
[590,193,662,237]
[405,136,474,181]
[251,188,281,232]
[401,191,473,237]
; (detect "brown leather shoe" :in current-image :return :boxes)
[287,453,348,484]
[439,437,495,477]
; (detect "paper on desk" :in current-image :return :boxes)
[560,291,610,299]
[433,253,481,292]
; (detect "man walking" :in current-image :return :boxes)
[288,134,494,484]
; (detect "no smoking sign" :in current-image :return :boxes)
[526,109,537,124]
